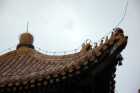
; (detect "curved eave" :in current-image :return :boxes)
[0,29,128,91]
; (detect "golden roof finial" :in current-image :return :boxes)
[16,21,34,49]
[19,32,34,45]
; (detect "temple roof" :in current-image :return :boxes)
[0,28,127,89]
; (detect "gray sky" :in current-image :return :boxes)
[0,0,140,93]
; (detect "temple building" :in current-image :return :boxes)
[0,27,128,93]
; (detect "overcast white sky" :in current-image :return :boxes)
[0,0,140,93]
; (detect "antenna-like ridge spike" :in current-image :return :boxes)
[26,21,29,32]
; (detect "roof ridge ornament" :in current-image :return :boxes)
[16,22,34,49]
[16,32,34,49]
